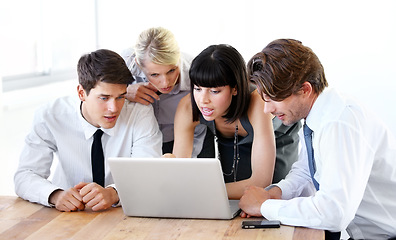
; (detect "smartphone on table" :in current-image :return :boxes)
[241,220,281,229]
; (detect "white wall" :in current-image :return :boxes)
[1,0,395,196]
[96,0,396,134]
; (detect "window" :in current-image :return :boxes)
[1,0,97,91]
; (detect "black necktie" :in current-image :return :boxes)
[303,123,320,190]
[91,129,105,187]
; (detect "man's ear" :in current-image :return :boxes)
[77,84,86,101]
[300,82,313,97]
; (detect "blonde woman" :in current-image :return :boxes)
[121,27,214,157]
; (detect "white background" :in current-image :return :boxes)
[0,0,395,196]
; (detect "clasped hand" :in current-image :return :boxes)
[239,186,272,218]
[49,182,119,212]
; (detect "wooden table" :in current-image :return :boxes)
[0,196,323,240]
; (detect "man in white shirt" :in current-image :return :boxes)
[240,39,396,239]
[14,49,162,212]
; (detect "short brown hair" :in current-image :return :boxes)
[248,39,327,101]
[77,49,134,95]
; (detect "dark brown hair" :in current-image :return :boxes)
[248,39,327,101]
[77,49,134,95]
[190,44,250,123]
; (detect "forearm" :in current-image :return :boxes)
[173,126,196,158]
[226,176,272,200]
[172,94,197,158]
[226,180,248,199]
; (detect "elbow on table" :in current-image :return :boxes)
[320,207,354,232]
[13,171,24,196]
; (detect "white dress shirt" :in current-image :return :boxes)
[261,88,396,239]
[121,49,207,157]
[14,95,162,207]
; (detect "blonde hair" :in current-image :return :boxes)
[135,27,180,67]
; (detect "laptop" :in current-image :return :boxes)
[108,157,240,219]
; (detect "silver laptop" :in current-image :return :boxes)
[108,157,240,219]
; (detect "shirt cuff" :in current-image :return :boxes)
[106,184,121,207]
[276,180,293,199]
[260,199,284,220]
[45,187,63,207]
[264,184,278,191]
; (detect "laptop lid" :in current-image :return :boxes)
[108,157,240,219]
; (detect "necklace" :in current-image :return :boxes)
[218,124,240,182]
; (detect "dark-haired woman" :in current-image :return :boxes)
[172,44,300,199]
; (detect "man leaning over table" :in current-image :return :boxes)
[14,49,162,212]
[239,39,396,240]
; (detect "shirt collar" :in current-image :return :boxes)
[78,101,115,139]
[305,88,331,132]
[169,81,182,94]
[306,87,345,133]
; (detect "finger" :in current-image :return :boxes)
[86,195,101,207]
[141,89,160,101]
[69,195,85,211]
[54,189,83,211]
[67,196,84,210]
[79,182,97,196]
[81,184,102,204]
[133,97,152,105]
[68,187,83,202]
[65,190,85,210]
[58,198,79,212]
[136,93,156,104]
[56,202,68,212]
[141,83,160,99]
[90,198,106,211]
[89,187,116,211]
[126,84,157,103]
[92,200,111,212]
[128,89,157,104]
[74,182,88,190]
[76,202,86,211]
[64,200,79,212]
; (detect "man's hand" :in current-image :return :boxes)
[49,188,85,212]
[126,82,160,105]
[75,182,119,211]
[239,186,271,218]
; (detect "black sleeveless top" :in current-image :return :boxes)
[200,114,254,183]
[199,87,301,183]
